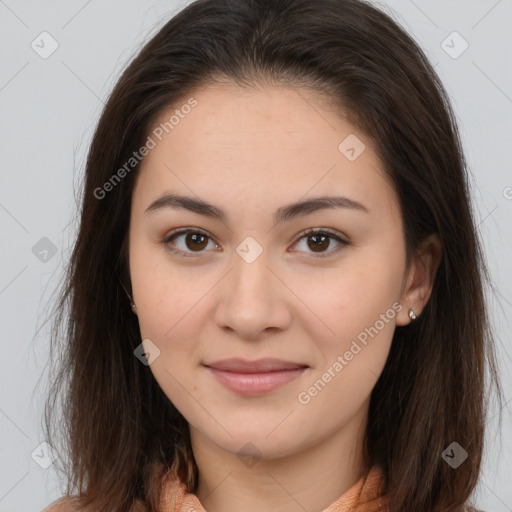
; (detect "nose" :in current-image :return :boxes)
[214,247,292,340]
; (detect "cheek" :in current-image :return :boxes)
[296,254,403,343]
[292,251,402,401]
[129,235,206,338]
[299,280,398,417]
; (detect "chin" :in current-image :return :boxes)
[201,423,309,462]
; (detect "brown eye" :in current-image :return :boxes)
[307,233,330,252]
[162,227,348,259]
[293,228,348,257]
[183,232,209,251]
[163,228,218,256]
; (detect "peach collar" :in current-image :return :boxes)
[160,465,389,512]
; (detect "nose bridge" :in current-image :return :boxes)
[213,235,291,337]
[230,237,274,300]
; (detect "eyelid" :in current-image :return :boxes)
[291,227,349,258]
[162,227,220,258]
[162,226,349,258]
[163,226,212,241]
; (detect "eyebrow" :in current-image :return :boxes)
[144,193,369,226]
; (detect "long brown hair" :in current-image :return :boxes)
[41,0,504,510]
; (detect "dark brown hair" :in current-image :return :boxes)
[42,0,504,511]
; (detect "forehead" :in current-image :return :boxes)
[150,81,357,151]
[133,82,399,223]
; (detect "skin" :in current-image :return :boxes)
[128,82,442,512]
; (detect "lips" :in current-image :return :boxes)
[203,358,308,373]
[203,358,309,395]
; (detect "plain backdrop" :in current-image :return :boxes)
[0,1,511,511]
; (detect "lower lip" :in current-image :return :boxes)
[205,366,307,395]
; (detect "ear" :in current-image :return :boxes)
[395,233,443,326]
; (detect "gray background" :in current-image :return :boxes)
[0,1,511,511]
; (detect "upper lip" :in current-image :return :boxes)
[203,358,308,373]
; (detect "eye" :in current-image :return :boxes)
[291,228,349,258]
[162,228,219,257]
[162,227,349,258]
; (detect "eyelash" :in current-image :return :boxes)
[161,227,349,259]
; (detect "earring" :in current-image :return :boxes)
[118,277,136,310]
[408,309,417,320]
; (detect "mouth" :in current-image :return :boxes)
[202,358,309,395]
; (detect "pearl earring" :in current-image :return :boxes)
[117,277,136,311]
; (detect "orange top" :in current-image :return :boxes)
[160,465,390,512]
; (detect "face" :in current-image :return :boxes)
[128,82,415,461]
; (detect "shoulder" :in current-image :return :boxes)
[41,497,82,512]
[41,496,148,512]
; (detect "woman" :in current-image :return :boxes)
[42,0,503,511]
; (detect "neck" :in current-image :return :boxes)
[190,401,370,512]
